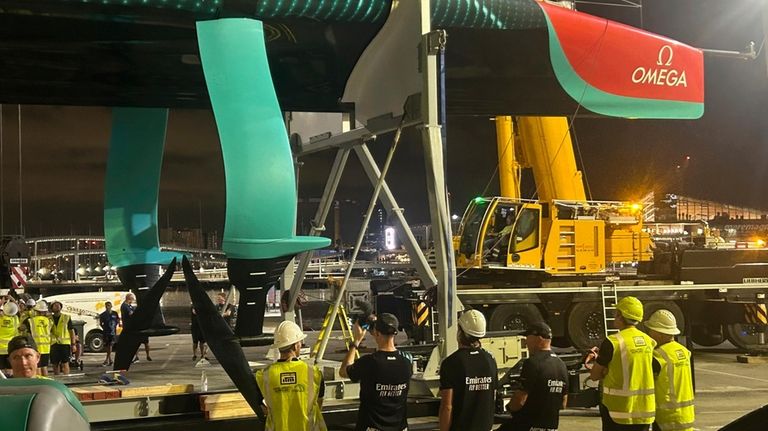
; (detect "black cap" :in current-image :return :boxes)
[7,335,37,355]
[374,313,399,335]
[522,321,552,339]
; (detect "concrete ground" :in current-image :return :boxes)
[63,325,767,431]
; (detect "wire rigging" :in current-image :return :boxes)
[18,105,24,236]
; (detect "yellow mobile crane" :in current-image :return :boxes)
[453,116,768,351]
[456,116,650,277]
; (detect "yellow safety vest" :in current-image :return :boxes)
[0,315,20,354]
[654,341,695,431]
[255,359,327,431]
[30,315,52,355]
[51,313,72,345]
[602,326,657,425]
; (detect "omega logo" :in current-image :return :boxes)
[631,45,688,87]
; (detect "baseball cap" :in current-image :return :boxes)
[374,313,399,335]
[8,335,38,356]
[522,321,552,339]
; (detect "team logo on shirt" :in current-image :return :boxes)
[466,376,493,391]
[675,349,686,360]
[548,379,565,393]
[280,372,297,385]
[633,336,647,346]
[376,383,407,397]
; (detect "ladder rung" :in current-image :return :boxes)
[560,243,575,246]
[604,306,616,310]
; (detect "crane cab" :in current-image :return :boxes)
[456,197,542,270]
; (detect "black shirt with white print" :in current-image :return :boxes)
[347,350,413,431]
[439,347,498,431]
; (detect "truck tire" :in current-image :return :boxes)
[725,323,768,351]
[85,330,105,353]
[488,304,543,332]
[639,301,685,335]
[691,324,724,347]
[566,302,605,350]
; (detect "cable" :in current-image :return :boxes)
[1,104,4,239]
[570,121,593,200]
[574,1,642,8]
[18,105,23,236]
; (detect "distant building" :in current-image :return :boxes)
[160,227,204,249]
[642,192,767,223]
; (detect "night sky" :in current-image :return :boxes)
[0,0,766,242]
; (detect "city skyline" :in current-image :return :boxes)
[0,1,766,240]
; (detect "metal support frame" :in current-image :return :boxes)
[420,0,458,358]
[354,143,437,288]
[314,127,403,362]
[284,0,458,361]
[285,147,352,319]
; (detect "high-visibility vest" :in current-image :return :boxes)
[51,313,72,345]
[30,315,52,355]
[654,341,695,431]
[602,326,657,425]
[0,315,20,354]
[255,359,327,431]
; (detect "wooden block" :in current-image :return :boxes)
[71,387,94,401]
[737,354,768,364]
[204,406,256,420]
[200,392,246,409]
[72,386,120,401]
[119,384,194,398]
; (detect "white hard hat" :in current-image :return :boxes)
[34,302,48,312]
[2,302,19,317]
[645,309,680,335]
[26,298,36,307]
[271,320,306,350]
[458,309,487,338]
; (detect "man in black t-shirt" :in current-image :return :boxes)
[502,321,568,431]
[341,313,412,431]
[439,309,497,431]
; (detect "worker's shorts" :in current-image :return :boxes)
[0,354,9,369]
[50,344,72,365]
[38,353,50,367]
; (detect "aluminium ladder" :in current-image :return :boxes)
[600,283,621,338]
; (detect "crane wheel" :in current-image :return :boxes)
[691,323,724,347]
[488,304,543,332]
[725,323,768,352]
[566,302,605,350]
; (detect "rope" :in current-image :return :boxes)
[1,104,4,238]
[18,105,23,235]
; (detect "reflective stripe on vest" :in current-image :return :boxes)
[602,326,657,425]
[30,316,52,354]
[0,315,20,353]
[654,341,695,431]
[257,360,327,431]
[51,314,71,345]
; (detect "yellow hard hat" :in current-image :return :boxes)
[645,310,680,335]
[616,296,644,322]
[271,320,306,350]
